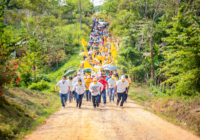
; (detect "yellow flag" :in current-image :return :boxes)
[112,49,117,58]
[111,43,115,52]
[82,38,88,57]
[104,40,106,46]
[84,60,98,72]
[82,38,87,47]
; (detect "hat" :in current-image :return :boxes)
[121,75,125,80]
[112,75,115,78]
[77,72,81,75]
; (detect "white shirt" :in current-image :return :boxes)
[73,82,85,95]
[108,78,117,88]
[72,76,85,87]
[116,80,129,93]
[89,82,104,96]
[67,80,73,91]
[56,80,70,94]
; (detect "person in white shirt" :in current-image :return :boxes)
[89,78,103,108]
[108,75,117,102]
[115,75,129,108]
[73,79,85,109]
[67,76,73,103]
[72,72,85,100]
[55,76,70,108]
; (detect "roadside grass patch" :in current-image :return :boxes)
[0,88,60,139]
[129,86,200,136]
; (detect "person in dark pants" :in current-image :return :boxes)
[98,76,108,105]
[89,78,104,108]
[115,75,129,109]
[73,79,85,109]
[85,75,92,101]
[124,75,130,102]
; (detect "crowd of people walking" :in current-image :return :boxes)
[55,16,132,109]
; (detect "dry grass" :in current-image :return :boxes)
[129,87,200,136]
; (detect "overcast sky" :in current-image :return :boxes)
[91,0,105,6]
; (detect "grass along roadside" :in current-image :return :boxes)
[0,88,60,140]
[128,86,200,136]
[0,53,82,139]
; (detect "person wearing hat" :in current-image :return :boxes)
[72,72,85,100]
[55,76,70,108]
[115,75,129,108]
[108,75,117,102]
[72,79,85,109]
[85,75,93,101]
[89,78,104,108]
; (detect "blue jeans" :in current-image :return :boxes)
[117,91,126,106]
[76,94,84,108]
[107,89,110,96]
[101,89,106,104]
[109,88,115,101]
[85,90,91,101]
[69,91,73,102]
[59,93,68,107]
[92,95,100,108]
[74,91,77,100]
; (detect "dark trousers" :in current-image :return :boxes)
[117,91,126,106]
[99,89,106,104]
[102,89,106,104]
[86,90,91,101]
[76,94,84,107]
[125,88,128,101]
[92,95,100,108]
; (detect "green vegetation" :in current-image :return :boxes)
[99,0,200,96]
[0,50,82,139]
[0,0,91,139]
[0,88,60,139]
[99,0,200,135]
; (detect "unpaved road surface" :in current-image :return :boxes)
[25,96,200,140]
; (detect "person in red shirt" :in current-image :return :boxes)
[98,76,108,105]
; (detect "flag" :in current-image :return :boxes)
[84,60,98,72]
[111,43,117,59]
[82,38,88,57]
[82,38,87,47]
[111,43,115,52]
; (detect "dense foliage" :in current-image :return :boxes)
[100,0,200,96]
[0,0,92,93]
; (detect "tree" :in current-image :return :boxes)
[161,4,200,96]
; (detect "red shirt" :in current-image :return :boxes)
[98,79,108,90]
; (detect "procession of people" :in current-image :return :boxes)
[55,16,132,109]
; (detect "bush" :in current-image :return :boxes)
[29,80,50,91]
[31,75,51,83]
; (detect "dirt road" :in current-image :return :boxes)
[24,96,200,140]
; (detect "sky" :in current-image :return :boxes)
[91,0,105,6]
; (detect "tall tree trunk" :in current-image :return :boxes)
[150,35,154,80]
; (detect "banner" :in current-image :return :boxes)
[84,60,98,72]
